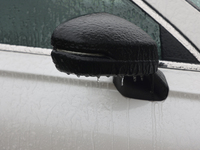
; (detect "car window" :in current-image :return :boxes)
[0,0,199,64]
[186,0,200,11]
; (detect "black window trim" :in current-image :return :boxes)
[131,0,200,71]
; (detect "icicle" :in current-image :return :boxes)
[140,75,143,81]
[133,76,137,82]
[97,76,100,82]
[121,76,124,86]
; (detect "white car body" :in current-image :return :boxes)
[0,0,200,149]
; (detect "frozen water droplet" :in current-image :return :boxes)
[97,76,100,82]
[133,76,136,82]
[121,76,124,86]
[140,75,143,81]
[77,75,80,78]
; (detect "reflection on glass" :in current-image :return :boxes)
[0,0,161,58]
[186,0,200,10]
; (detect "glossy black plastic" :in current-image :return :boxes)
[113,70,169,101]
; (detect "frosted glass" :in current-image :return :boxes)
[0,0,161,58]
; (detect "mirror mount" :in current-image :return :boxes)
[113,70,169,101]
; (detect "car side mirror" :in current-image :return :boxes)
[51,13,169,101]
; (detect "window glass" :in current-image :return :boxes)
[0,0,161,58]
[186,0,200,10]
[0,0,199,63]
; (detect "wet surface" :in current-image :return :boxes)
[0,51,200,150]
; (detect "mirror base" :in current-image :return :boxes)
[113,70,169,101]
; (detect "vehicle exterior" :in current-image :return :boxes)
[0,0,200,149]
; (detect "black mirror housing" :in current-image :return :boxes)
[51,13,169,101]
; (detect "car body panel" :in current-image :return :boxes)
[0,49,200,150]
[0,0,200,149]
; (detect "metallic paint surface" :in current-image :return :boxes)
[1,44,200,72]
[0,50,200,150]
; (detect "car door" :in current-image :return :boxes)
[0,0,200,149]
